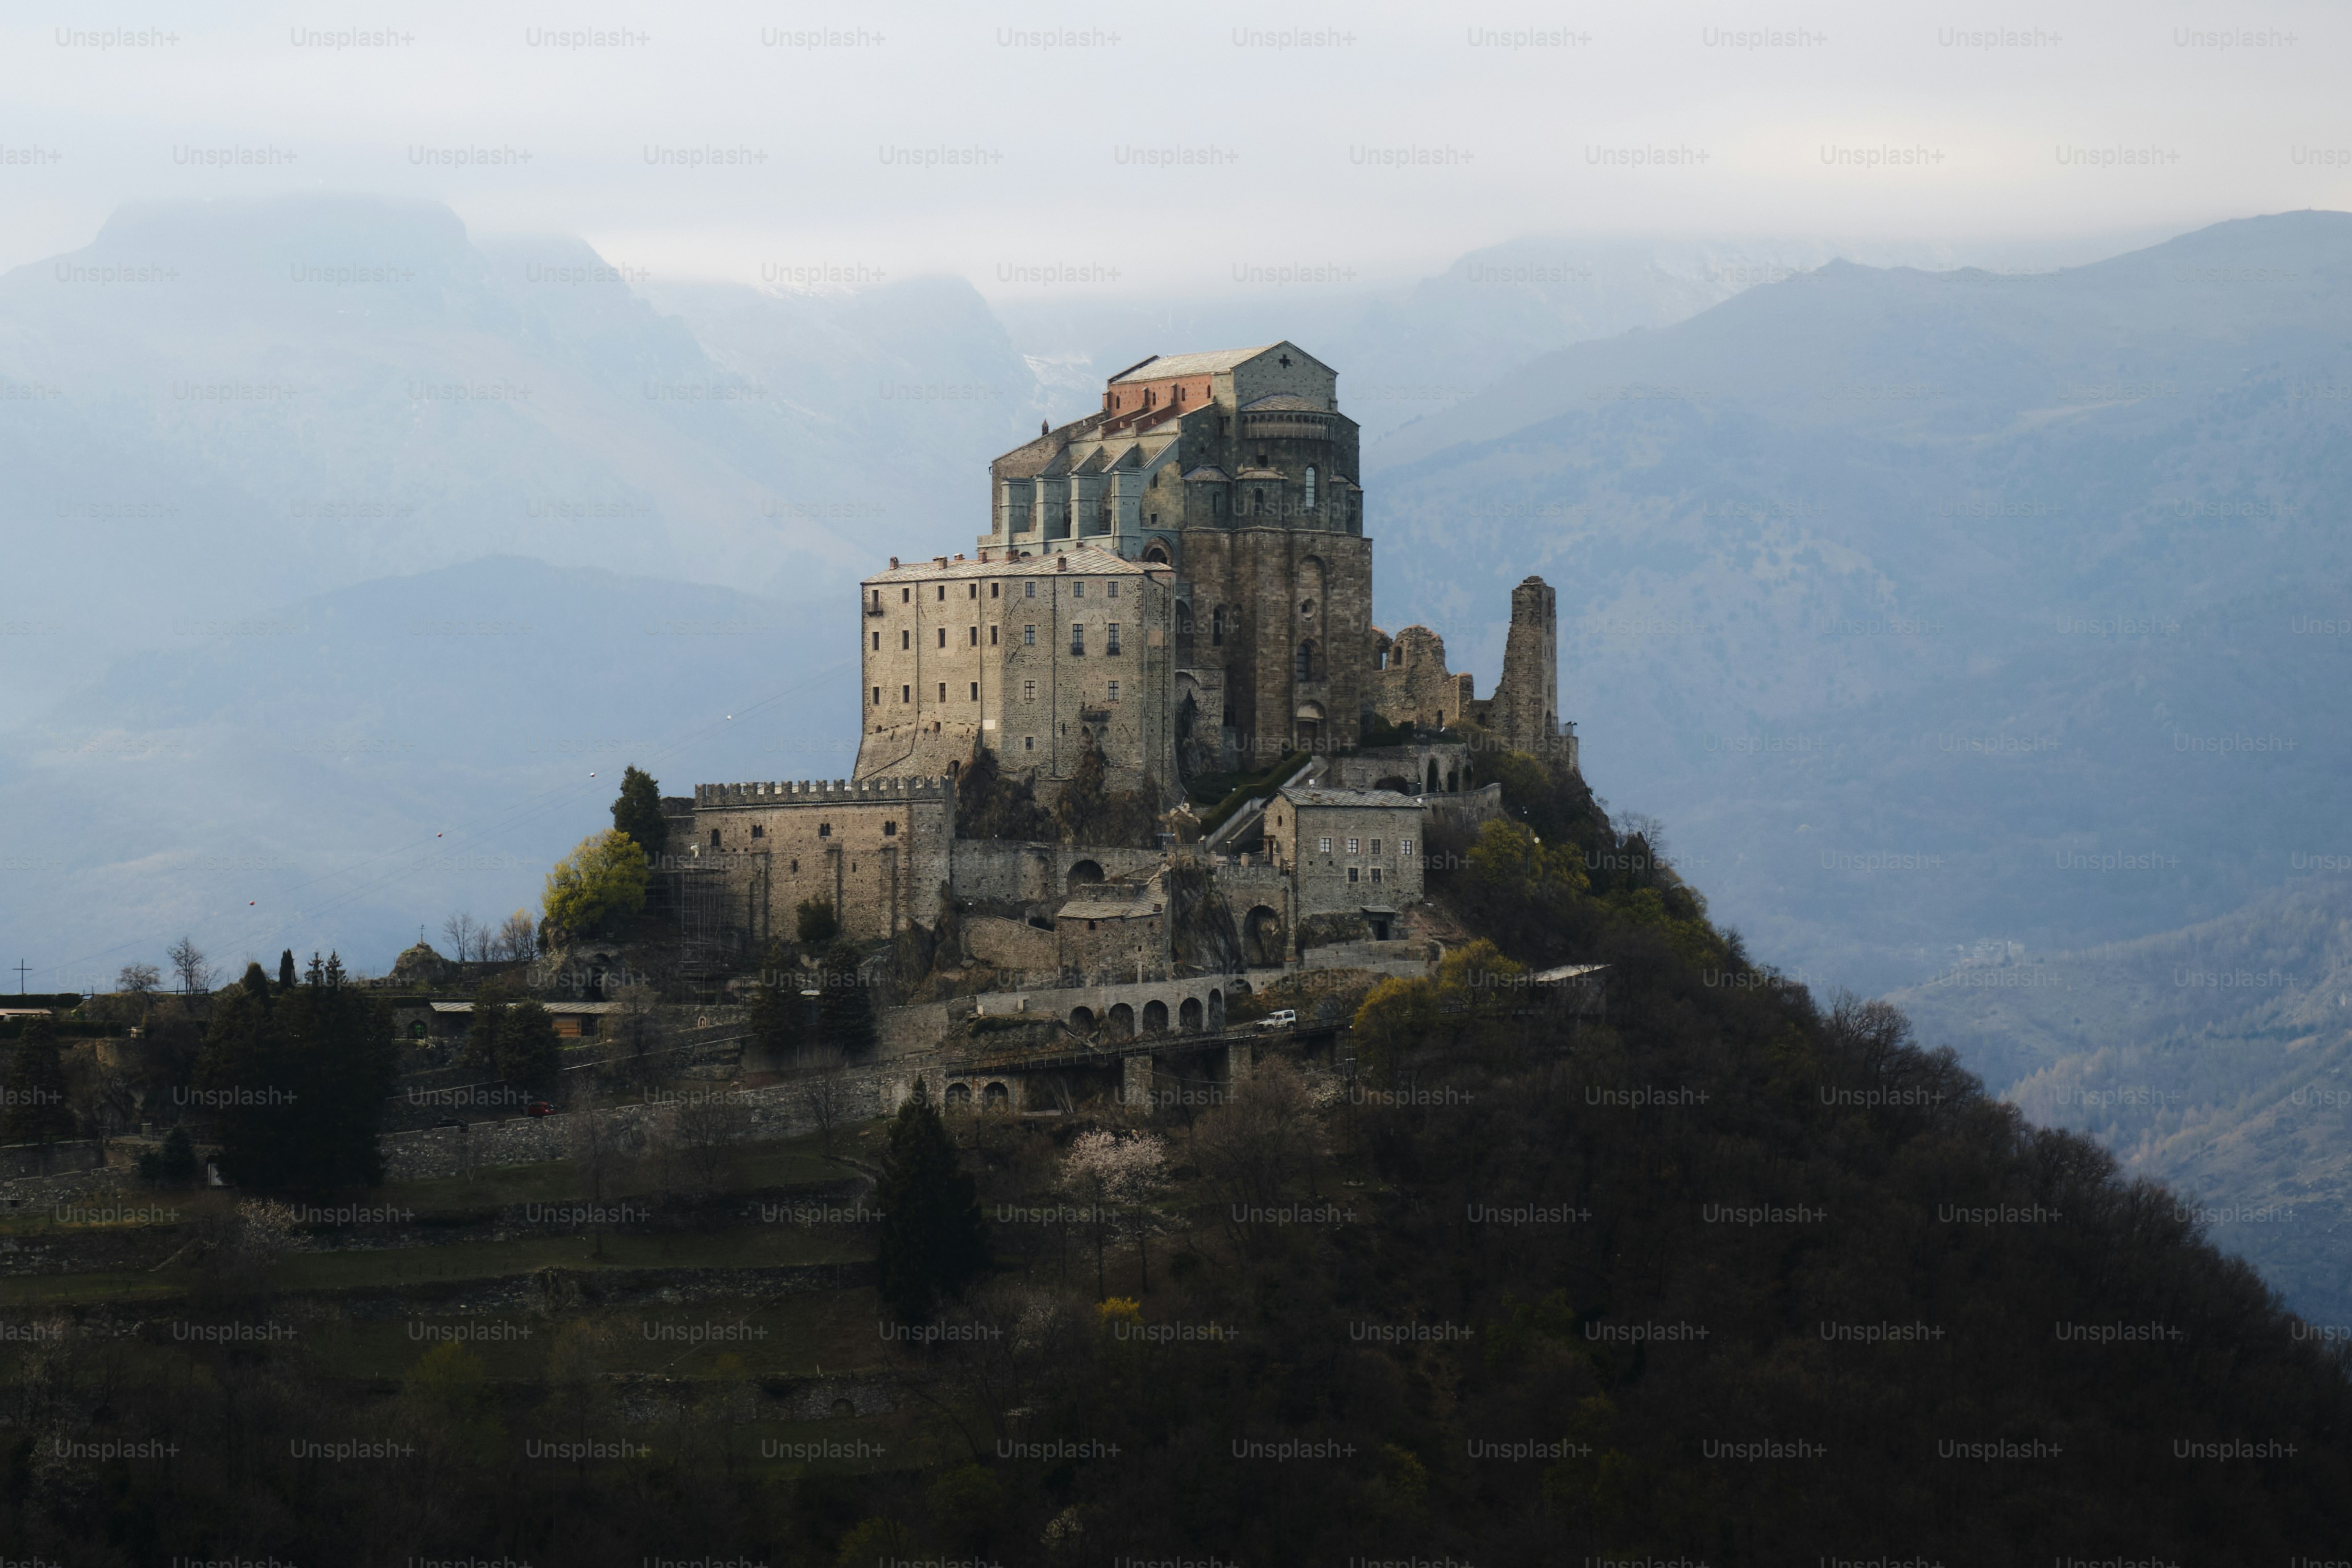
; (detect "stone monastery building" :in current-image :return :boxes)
[667,345,1575,963]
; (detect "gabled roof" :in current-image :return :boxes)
[1181,466,1233,483]
[1110,342,1332,384]
[1238,392,1331,412]
[1278,786,1424,810]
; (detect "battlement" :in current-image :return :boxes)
[694,777,950,807]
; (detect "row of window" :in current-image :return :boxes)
[873,678,1124,706]
[876,579,1125,608]
[1314,836,1412,856]
[707,819,898,848]
[871,621,1123,669]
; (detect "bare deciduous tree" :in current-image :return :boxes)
[1194,1057,1323,1255]
[799,1046,852,1157]
[670,1090,753,1196]
[115,962,160,998]
[442,913,482,965]
[165,937,212,997]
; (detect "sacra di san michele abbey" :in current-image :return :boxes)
[666,344,1575,970]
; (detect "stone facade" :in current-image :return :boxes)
[854,546,1177,800]
[1263,787,1425,932]
[661,777,952,944]
[1486,576,1564,756]
[1055,884,1171,986]
[1368,626,1476,732]
[984,343,1371,769]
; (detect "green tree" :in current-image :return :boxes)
[0,1015,76,1142]
[1351,976,1442,1085]
[749,940,812,1059]
[137,1125,199,1187]
[193,955,399,1190]
[816,941,877,1057]
[497,1001,563,1095]
[277,949,296,993]
[611,765,669,862]
[542,829,651,941]
[462,988,508,1072]
[238,961,271,1001]
[873,1087,988,1322]
[796,897,840,947]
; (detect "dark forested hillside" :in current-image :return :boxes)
[4,750,2343,1563]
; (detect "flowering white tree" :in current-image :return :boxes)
[1059,1130,1168,1299]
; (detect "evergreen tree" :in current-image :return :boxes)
[136,1125,199,1187]
[239,961,271,1001]
[0,1015,76,1142]
[816,941,877,1057]
[611,765,669,862]
[463,990,508,1071]
[193,960,397,1190]
[498,1000,563,1095]
[278,949,296,993]
[873,1086,988,1323]
[749,940,812,1059]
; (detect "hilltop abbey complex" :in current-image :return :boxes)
[659,343,1577,990]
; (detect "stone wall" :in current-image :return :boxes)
[1368,625,1477,732]
[669,777,952,945]
[948,840,1165,906]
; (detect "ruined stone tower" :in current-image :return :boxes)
[1489,576,1561,754]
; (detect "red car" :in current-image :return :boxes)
[524,1100,555,1118]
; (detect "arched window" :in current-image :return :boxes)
[1211,607,1224,645]
[1296,640,1316,682]
[1303,466,1317,508]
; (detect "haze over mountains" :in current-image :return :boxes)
[5,198,2345,1106]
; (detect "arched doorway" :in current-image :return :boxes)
[1426,758,1441,794]
[1107,1002,1135,1039]
[983,1081,1011,1112]
[944,1081,973,1110]
[1067,859,1105,893]
[1209,988,1225,1031]
[1179,997,1203,1033]
[1142,999,1169,1035]
[1374,775,1412,795]
[1069,1006,1097,1034]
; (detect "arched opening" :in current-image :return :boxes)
[1426,758,1441,794]
[1374,775,1413,795]
[1142,999,1170,1035]
[1211,606,1224,645]
[1243,906,1284,968]
[983,1081,1011,1112]
[1446,767,1460,792]
[1066,859,1105,893]
[1209,988,1226,1031]
[1179,997,1204,1034]
[1303,466,1317,509]
[831,1398,856,1419]
[944,1081,973,1110]
[1295,640,1316,682]
[1295,699,1325,753]
[1107,1002,1135,1039]
[1069,1006,1097,1034]
[1143,541,1171,565]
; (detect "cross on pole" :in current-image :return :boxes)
[13,959,30,994]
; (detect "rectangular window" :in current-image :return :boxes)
[872,686,881,706]
[1023,735,1035,751]
[871,630,880,650]
[1348,866,1360,883]
[1107,582,1119,599]
[1072,581,1084,599]
[991,582,1001,598]
[968,626,978,646]
[901,629,910,650]
[1372,866,1384,884]
[885,820,898,836]
[968,583,977,598]
[938,682,947,701]
[750,824,764,838]
[969,681,979,700]
[1106,622,1121,655]
[1023,624,1036,646]
[901,587,910,603]
[1318,836,1332,853]
[901,685,911,703]
[1107,680,1120,702]
[1070,624,1085,656]
[1024,581,1035,598]
[990,625,999,645]
[1347,837,1360,854]
[1401,839,1414,856]
[1371,839,1382,854]
[937,628,947,648]
[937,585,945,601]
[1023,679,1036,702]
[790,860,798,873]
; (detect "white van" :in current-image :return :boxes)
[1260,1009,1297,1031]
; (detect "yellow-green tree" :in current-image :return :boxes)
[1351,975,1441,1084]
[541,829,650,942]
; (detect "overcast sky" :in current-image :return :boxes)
[3,0,2345,294]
